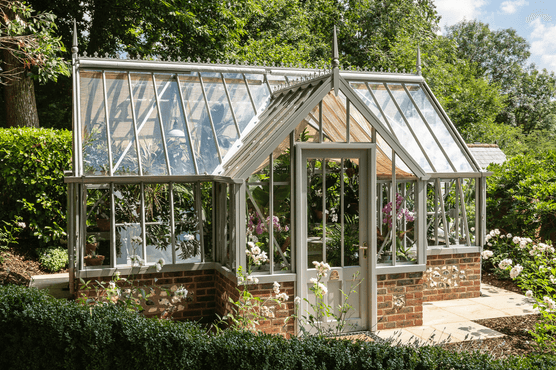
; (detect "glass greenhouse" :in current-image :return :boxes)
[66,34,488,332]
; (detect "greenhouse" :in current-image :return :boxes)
[66,30,488,334]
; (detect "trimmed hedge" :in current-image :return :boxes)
[1,285,556,370]
[0,127,72,247]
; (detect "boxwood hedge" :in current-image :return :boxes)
[1,285,556,370]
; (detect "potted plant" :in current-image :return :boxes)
[84,250,105,266]
[85,235,98,255]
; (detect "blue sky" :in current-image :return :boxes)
[435,0,556,73]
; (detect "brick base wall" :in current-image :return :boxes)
[77,269,295,336]
[215,270,295,337]
[423,253,481,302]
[76,269,216,322]
[376,272,424,330]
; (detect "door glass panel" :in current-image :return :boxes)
[306,157,361,268]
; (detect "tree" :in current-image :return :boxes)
[0,0,69,128]
[445,19,530,93]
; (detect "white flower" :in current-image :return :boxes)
[155,262,162,272]
[253,278,259,284]
[482,250,494,260]
[131,236,142,244]
[485,234,492,241]
[158,258,165,267]
[251,246,261,255]
[526,290,533,298]
[487,243,492,246]
[273,281,280,294]
[276,292,289,301]
[309,277,318,284]
[509,264,523,279]
[498,259,512,270]
[506,233,512,238]
[174,286,188,299]
[294,296,301,305]
[494,229,500,235]
[114,271,121,279]
[108,281,116,289]
[470,227,475,232]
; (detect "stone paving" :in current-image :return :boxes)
[375,283,538,344]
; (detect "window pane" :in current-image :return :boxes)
[105,72,139,175]
[131,73,168,175]
[156,74,196,175]
[223,73,255,132]
[81,71,109,175]
[179,73,219,174]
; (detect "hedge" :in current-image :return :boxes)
[1,285,556,370]
[0,127,72,247]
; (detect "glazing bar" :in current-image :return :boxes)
[243,73,258,114]
[436,179,450,248]
[127,72,143,175]
[170,183,176,264]
[221,73,241,137]
[152,74,172,175]
[199,73,223,163]
[101,71,114,175]
[269,154,274,275]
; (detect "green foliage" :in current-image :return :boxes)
[36,246,68,272]
[486,151,556,243]
[3,284,556,369]
[0,127,72,248]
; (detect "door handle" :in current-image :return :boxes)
[359,242,368,258]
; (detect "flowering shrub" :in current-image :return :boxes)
[215,242,290,333]
[483,229,556,350]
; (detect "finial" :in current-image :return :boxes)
[71,19,78,56]
[416,46,422,76]
[331,25,339,69]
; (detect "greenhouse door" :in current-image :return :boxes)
[296,144,374,334]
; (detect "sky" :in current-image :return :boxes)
[434,0,556,73]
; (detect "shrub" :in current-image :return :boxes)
[487,151,556,245]
[0,127,72,248]
[37,247,68,272]
[2,284,556,369]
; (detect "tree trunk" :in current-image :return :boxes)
[2,48,39,128]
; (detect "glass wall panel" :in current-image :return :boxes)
[130,73,168,175]
[105,71,139,175]
[427,179,476,247]
[223,73,255,132]
[395,182,417,264]
[369,83,433,172]
[179,73,219,174]
[85,186,111,267]
[388,84,452,172]
[143,184,172,264]
[173,183,201,263]
[201,72,238,158]
[407,84,474,172]
[113,184,143,265]
[81,71,109,175]
[156,74,196,175]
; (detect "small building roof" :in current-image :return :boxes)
[467,144,507,169]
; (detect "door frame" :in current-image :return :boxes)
[295,142,377,332]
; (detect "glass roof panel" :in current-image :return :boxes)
[179,73,219,174]
[388,83,452,172]
[348,82,390,129]
[245,74,270,113]
[131,73,168,175]
[201,72,238,158]
[223,73,255,133]
[336,91,373,143]
[105,72,139,175]
[369,83,433,172]
[406,84,474,172]
[156,74,196,175]
[80,71,109,175]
